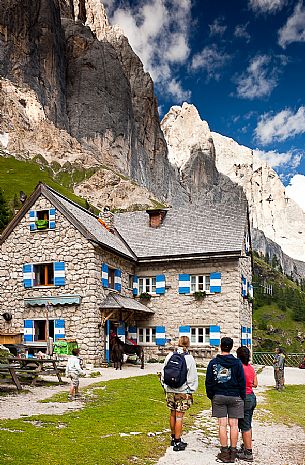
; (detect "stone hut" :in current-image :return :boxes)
[0,183,252,364]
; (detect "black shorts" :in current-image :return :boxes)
[212,394,244,419]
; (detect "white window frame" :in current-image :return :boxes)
[190,275,210,293]
[137,327,156,345]
[138,277,157,295]
[190,327,210,345]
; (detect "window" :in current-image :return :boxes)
[190,275,210,293]
[139,277,156,294]
[108,268,115,289]
[191,327,210,345]
[36,210,50,229]
[128,274,134,290]
[33,263,54,286]
[137,327,156,344]
[32,320,55,341]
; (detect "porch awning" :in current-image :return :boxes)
[24,295,81,306]
[100,293,154,314]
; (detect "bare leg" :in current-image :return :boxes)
[170,410,176,435]
[242,429,252,449]
[218,417,228,447]
[175,411,184,440]
[228,417,239,448]
[69,383,75,396]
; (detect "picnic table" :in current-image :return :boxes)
[0,363,22,390]
[7,357,63,384]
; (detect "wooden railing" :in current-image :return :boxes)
[253,352,304,367]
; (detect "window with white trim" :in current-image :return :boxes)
[190,275,210,293]
[191,327,210,345]
[139,277,156,294]
[33,263,54,286]
[137,327,156,344]
[108,267,115,290]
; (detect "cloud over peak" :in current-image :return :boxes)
[255,106,305,144]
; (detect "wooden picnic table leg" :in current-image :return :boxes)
[8,366,22,391]
[52,361,62,383]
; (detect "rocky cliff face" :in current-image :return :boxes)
[161,103,305,264]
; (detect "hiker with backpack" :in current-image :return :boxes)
[161,335,198,452]
[205,337,246,463]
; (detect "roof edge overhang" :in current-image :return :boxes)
[136,250,244,263]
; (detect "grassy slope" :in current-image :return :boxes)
[0,375,209,465]
[0,155,94,209]
[253,256,305,353]
[263,385,305,429]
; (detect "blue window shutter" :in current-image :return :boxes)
[133,275,139,296]
[29,210,37,231]
[49,208,56,229]
[54,262,65,286]
[247,327,252,347]
[23,264,33,288]
[117,321,125,342]
[156,326,166,346]
[241,326,247,345]
[179,274,190,294]
[114,268,122,292]
[54,319,65,341]
[156,274,165,294]
[209,325,220,346]
[24,320,34,343]
[242,275,247,297]
[248,282,253,299]
[210,272,222,293]
[179,325,191,338]
[102,263,109,288]
[128,326,137,343]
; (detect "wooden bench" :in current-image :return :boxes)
[8,357,63,384]
[0,363,22,390]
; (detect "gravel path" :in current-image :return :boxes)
[1,365,304,464]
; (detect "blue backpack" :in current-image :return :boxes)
[163,351,188,388]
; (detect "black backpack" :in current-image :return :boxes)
[163,351,188,388]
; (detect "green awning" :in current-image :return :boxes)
[24,295,81,306]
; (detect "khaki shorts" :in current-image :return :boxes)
[69,373,80,387]
[166,392,193,412]
[212,395,244,418]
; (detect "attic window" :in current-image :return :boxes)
[35,210,49,229]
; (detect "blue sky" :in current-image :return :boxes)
[105,0,305,210]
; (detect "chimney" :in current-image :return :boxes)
[98,207,114,233]
[146,209,167,228]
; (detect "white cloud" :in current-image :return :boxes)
[254,149,302,168]
[109,0,191,101]
[249,0,287,13]
[278,2,305,48]
[236,54,284,99]
[234,23,251,41]
[255,106,305,144]
[285,174,305,212]
[209,18,227,36]
[191,44,230,80]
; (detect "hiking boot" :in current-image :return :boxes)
[236,449,254,462]
[68,395,74,401]
[173,441,187,452]
[171,438,188,447]
[230,447,237,462]
[217,447,232,463]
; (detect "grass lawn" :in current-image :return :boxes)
[0,375,209,465]
[262,385,305,430]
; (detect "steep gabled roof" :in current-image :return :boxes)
[114,202,248,260]
[0,183,136,261]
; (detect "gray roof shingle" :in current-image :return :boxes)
[114,202,248,259]
[100,293,154,313]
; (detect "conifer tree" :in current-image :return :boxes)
[0,189,11,232]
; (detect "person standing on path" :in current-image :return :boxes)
[205,337,246,463]
[273,347,285,391]
[65,348,85,400]
[236,346,258,462]
[161,335,198,452]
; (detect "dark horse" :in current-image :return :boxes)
[110,336,144,369]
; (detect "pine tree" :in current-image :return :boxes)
[0,189,11,232]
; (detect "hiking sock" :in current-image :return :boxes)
[170,434,175,446]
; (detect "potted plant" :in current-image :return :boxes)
[139,292,152,301]
[194,291,206,300]
[35,219,49,229]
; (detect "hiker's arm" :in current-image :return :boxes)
[238,362,246,399]
[205,362,215,399]
[253,373,258,388]
[186,357,198,392]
